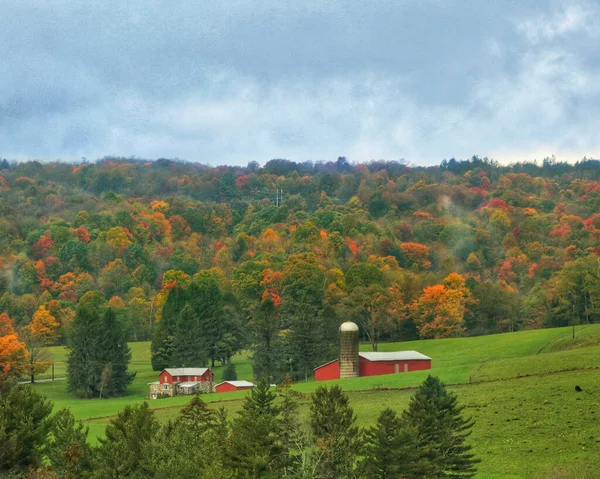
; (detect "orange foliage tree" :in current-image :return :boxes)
[0,313,29,380]
[413,273,475,339]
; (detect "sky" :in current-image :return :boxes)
[1,0,599,166]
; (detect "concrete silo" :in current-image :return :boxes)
[339,321,359,379]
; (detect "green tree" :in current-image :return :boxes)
[226,379,283,478]
[403,376,479,478]
[151,285,187,371]
[310,385,362,479]
[98,308,135,397]
[358,408,424,479]
[173,304,207,367]
[93,402,159,478]
[222,361,238,381]
[46,408,93,479]
[67,302,133,398]
[0,380,54,473]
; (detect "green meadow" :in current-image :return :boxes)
[30,324,600,478]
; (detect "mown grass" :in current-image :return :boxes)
[29,323,600,478]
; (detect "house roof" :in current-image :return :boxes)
[359,351,431,361]
[162,368,210,376]
[215,380,255,388]
[177,382,199,388]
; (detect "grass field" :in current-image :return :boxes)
[30,324,600,478]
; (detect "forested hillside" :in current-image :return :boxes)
[1,156,600,382]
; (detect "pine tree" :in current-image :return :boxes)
[358,408,425,479]
[151,285,187,370]
[226,379,283,477]
[0,381,54,472]
[67,303,133,398]
[98,308,135,396]
[173,304,207,367]
[46,408,92,478]
[222,361,238,381]
[403,375,480,478]
[176,395,216,438]
[66,303,104,398]
[187,272,226,367]
[310,385,362,479]
[94,402,159,478]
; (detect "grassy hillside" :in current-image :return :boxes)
[31,324,600,478]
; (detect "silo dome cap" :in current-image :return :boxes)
[339,321,359,332]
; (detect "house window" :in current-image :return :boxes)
[188,376,191,381]
[163,384,169,390]
[162,375,167,383]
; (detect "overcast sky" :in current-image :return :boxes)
[1,0,599,166]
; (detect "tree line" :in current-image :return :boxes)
[2,156,600,382]
[0,375,479,478]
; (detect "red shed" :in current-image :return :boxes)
[215,380,255,393]
[314,351,431,381]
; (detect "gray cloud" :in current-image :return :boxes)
[0,0,599,165]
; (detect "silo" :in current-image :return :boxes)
[339,321,359,379]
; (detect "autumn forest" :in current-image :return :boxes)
[2,156,600,383]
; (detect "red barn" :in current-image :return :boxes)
[314,351,432,381]
[215,380,255,393]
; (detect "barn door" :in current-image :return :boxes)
[404,363,409,372]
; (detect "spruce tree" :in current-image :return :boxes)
[310,385,362,479]
[66,303,104,398]
[173,304,207,367]
[151,285,187,370]
[403,375,480,478]
[187,272,226,367]
[226,379,283,478]
[222,361,238,381]
[94,402,159,478]
[67,303,133,398]
[358,408,425,479]
[176,395,216,438]
[98,308,135,396]
[46,408,92,478]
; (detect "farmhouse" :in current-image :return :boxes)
[149,367,214,398]
[314,321,432,381]
[215,380,255,393]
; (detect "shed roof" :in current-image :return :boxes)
[163,368,209,376]
[148,381,160,385]
[215,380,255,388]
[359,351,431,361]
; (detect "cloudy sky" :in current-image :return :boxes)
[1,0,599,166]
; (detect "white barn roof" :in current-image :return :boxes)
[215,380,255,388]
[359,351,431,361]
[163,368,209,376]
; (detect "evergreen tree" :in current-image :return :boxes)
[251,298,285,382]
[403,375,480,478]
[151,285,187,370]
[67,303,133,398]
[358,408,425,479]
[94,402,159,478]
[187,272,226,367]
[222,361,238,381]
[288,307,324,382]
[98,308,135,396]
[66,303,104,398]
[0,381,54,473]
[173,304,207,367]
[226,378,283,478]
[46,408,93,478]
[175,395,216,438]
[310,385,362,479]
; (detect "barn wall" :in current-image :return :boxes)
[216,383,253,393]
[359,358,431,377]
[314,360,340,381]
